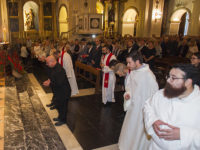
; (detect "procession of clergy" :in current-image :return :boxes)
[21,36,200,150]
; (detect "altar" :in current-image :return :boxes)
[0,42,9,50]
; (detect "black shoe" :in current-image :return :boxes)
[55,121,66,126]
[46,103,54,107]
[102,103,111,107]
[53,118,60,121]
[50,106,56,110]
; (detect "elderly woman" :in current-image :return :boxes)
[113,63,129,77]
[141,39,156,70]
[186,39,199,58]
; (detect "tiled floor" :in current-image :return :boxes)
[0,77,5,150]
[4,76,66,150]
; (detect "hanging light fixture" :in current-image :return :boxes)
[152,0,162,22]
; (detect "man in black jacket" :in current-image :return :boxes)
[90,38,102,68]
[43,56,71,126]
[118,39,139,64]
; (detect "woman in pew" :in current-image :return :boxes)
[190,52,200,70]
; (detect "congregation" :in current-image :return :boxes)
[5,34,200,150]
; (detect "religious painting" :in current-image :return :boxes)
[43,3,52,16]
[79,18,83,30]
[23,1,39,31]
[10,18,19,32]
[90,18,100,29]
[44,18,52,31]
[8,2,18,16]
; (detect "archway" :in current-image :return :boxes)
[23,1,39,31]
[96,1,104,29]
[169,8,190,35]
[59,5,68,37]
[122,8,138,37]
[96,1,104,14]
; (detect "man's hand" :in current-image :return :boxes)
[153,120,180,141]
[91,60,95,64]
[124,93,130,100]
[100,63,105,68]
[43,79,50,87]
[153,120,168,137]
[159,124,180,141]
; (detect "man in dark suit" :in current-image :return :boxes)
[90,38,102,68]
[43,56,71,126]
[118,39,139,64]
[86,42,95,64]
[138,38,148,53]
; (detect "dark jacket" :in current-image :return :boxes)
[90,45,102,68]
[48,63,71,100]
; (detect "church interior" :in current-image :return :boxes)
[0,0,200,150]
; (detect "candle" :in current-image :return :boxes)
[3,27,6,42]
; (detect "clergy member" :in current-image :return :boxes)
[58,44,79,96]
[43,56,71,126]
[101,45,116,105]
[118,52,158,150]
[143,64,200,150]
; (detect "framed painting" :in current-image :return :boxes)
[90,18,100,29]
[44,18,52,31]
[43,3,52,16]
[10,18,19,32]
[8,2,18,16]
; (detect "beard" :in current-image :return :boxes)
[164,82,186,99]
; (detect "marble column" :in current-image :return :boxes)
[114,1,119,35]
[143,0,153,37]
[0,1,2,41]
[104,1,109,35]
[0,0,9,42]
[19,0,24,39]
[39,1,44,39]
[188,0,200,36]
[52,2,57,39]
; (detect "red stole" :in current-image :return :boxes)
[103,53,113,88]
[58,50,65,67]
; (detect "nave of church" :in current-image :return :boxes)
[1,0,200,150]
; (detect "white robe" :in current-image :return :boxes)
[102,53,116,104]
[118,64,158,150]
[59,52,79,96]
[143,85,200,150]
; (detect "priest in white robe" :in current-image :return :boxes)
[58,44,79,96]
[118,52,158,150]
[144,64,200,150]
[101,45,116,105]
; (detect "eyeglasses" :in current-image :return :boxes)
[166,75,185,81]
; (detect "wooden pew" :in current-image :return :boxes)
[75,61,101,94]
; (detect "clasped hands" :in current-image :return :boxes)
[43,79,51,87]
[153,120,180,141]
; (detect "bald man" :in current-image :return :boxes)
[43,56,71,126]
